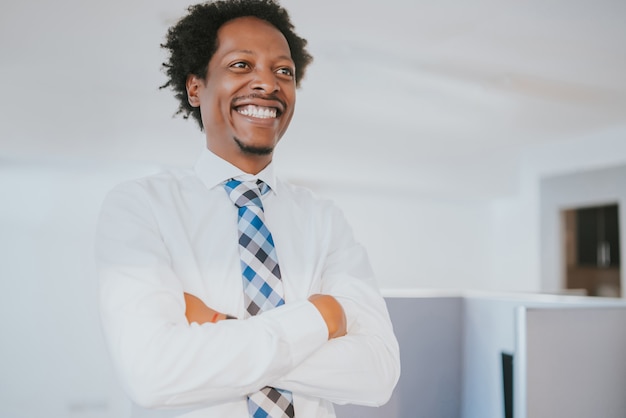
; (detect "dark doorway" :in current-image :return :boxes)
[563,204,621,297]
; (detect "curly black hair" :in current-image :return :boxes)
[160,0,313,130]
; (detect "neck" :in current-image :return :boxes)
[206,137,274,175]
[234,156,271,175]
[208,147,272,174]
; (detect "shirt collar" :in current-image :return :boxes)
[194,148,278,195]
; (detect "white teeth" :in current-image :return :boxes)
[237,105,277,119]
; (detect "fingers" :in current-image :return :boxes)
[184,292,224,324]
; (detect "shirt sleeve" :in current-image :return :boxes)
[95,181,328,409]
[272,203,401,406]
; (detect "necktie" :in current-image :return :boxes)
[223,179,295,418]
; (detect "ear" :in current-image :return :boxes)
[186,74,203,107]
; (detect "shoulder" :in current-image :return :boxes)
[104,167,198,201]
[277,178,331,206]
[275,178,348,222]
[100,167,203,220]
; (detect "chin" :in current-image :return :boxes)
[233,136,275,156]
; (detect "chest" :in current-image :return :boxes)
[153,189,328,314]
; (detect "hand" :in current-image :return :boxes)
[308,294,347,340]
[184,293,227,324]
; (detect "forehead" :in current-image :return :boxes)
[215,16,292,58]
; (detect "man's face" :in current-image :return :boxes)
[187,16,296,172]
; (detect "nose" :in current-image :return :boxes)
[251,67,279,93]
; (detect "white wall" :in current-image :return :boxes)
[316,123,626,294]
[0,157,159,417]
[489,124,626,294]
[313,184,493,290]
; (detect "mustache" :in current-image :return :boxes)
[232,93,286,109]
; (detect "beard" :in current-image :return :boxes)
[233,136,274,156]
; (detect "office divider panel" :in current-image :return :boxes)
[336,297,463,418]
[516,307,626,418]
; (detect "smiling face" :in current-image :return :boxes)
[186,16,296,174]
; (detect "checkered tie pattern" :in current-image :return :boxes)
[223,179,295,418]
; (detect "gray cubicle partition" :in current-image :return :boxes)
[338,292,626,418]
[515,307,626,418]
[335,296,463,418]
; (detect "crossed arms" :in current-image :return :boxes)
[184,292,347,339]
[96,181,400,409]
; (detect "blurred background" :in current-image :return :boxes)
[1,0,626,416]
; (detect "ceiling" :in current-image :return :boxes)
[1,0,626,197]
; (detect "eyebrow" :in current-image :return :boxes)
[226,49,294,62]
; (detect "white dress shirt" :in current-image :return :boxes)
[96,149,400,418]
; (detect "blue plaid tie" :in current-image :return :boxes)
[223,179,295,418]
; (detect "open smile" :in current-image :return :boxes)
[235,104,280,119]
[232,93,286,121]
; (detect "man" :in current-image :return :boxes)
[96,1,400,417]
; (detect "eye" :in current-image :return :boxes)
[230,61,250,70]
[276,67,294,78]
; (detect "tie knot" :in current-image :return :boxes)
[223,179,269,209]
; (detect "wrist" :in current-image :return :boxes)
[213,313,237,322]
